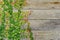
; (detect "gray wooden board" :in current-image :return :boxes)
[32,31,60,40]
[29,19,60,31]
[28,10,60,19]
[23,0,60,9]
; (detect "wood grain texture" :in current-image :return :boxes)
[32,31,60,40]
[23,0,60,40]
[28,10,60,19]
[23,0,60,9]
[29,19,60,31]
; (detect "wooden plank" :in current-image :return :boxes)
[29,19,60,31]
[28,10,60,19]
[32,31,60,40]
[23,0,60,9]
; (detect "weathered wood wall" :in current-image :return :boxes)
[23,0,60,40]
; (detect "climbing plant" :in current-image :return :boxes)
[0,0,33,40]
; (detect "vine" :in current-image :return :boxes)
[0,0,34,40]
